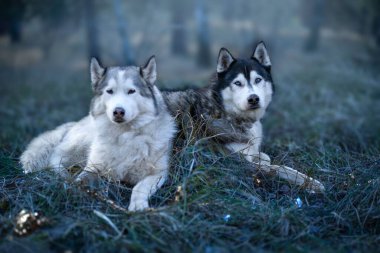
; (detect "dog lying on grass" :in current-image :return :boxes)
[163,42,325,192]
[20,56,176,211]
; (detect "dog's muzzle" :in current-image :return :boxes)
[247,94,260,110]
[113,107,125,123]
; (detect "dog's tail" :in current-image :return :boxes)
[20,122,75,173]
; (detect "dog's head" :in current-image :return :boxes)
[215,42,274,120]
[89,56,158,125]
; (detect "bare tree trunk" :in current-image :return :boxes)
[195,0,211,66]
[303,0,325,52]
[84,0,101,60]
[171,2,187,56]
[372,16,380,47]
[0,0,24,44]
[113,0,134,65]
[268,4,283,58]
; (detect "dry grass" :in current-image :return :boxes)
[0,39,380,252]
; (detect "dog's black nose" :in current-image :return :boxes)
[248,94,260,105]
[113,107,125,117]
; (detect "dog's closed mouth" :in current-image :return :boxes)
[113,118,125,123]
[248,105,260,110]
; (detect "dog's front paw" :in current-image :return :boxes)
[128,199,149,212]
[75,171,99,188]
[251,152,271,166]
[305,178,326,193]
[258,152,271,165]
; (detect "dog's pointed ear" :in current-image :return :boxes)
[90,57,105,88]
[217,48,235,73]
[140,55,157,85]
[252,42,271,68]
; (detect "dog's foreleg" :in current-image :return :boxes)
[77,142,104,179]
[227,142,271,165]
[49,151,70,177]
[128,172,167,212]
[228,143,325,192]
[257,164,325,192]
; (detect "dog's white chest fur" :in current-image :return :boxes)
[87,114,175,184]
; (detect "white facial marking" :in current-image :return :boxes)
[117,70,125,83]
[221,73,252,113]
[104,77,137,124]
[249,70,273,110]
[232,73,248,87]
[221,70,273,120]
[249,70,265,108]
[123,78,134,92]
[108,78,117,88]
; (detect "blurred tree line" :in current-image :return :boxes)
[301,0,380,51]
[0,0,214,65]
[0,0,379,64]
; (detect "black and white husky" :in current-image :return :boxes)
[163,42,325,192]
[20,56,177,211]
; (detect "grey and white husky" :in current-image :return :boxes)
[163,42,325,192]
[20,56,177,211]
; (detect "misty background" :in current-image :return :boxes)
[1,0,379,82]
[0,0,379,150]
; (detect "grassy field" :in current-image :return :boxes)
[0,39,380,252]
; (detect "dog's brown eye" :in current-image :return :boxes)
[106,89,113,94]
[128,89,136,95]
[255,78,262,84]
[234,81,242,87]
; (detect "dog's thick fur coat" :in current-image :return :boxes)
[163,42,325,192]
[20,56,176,211]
